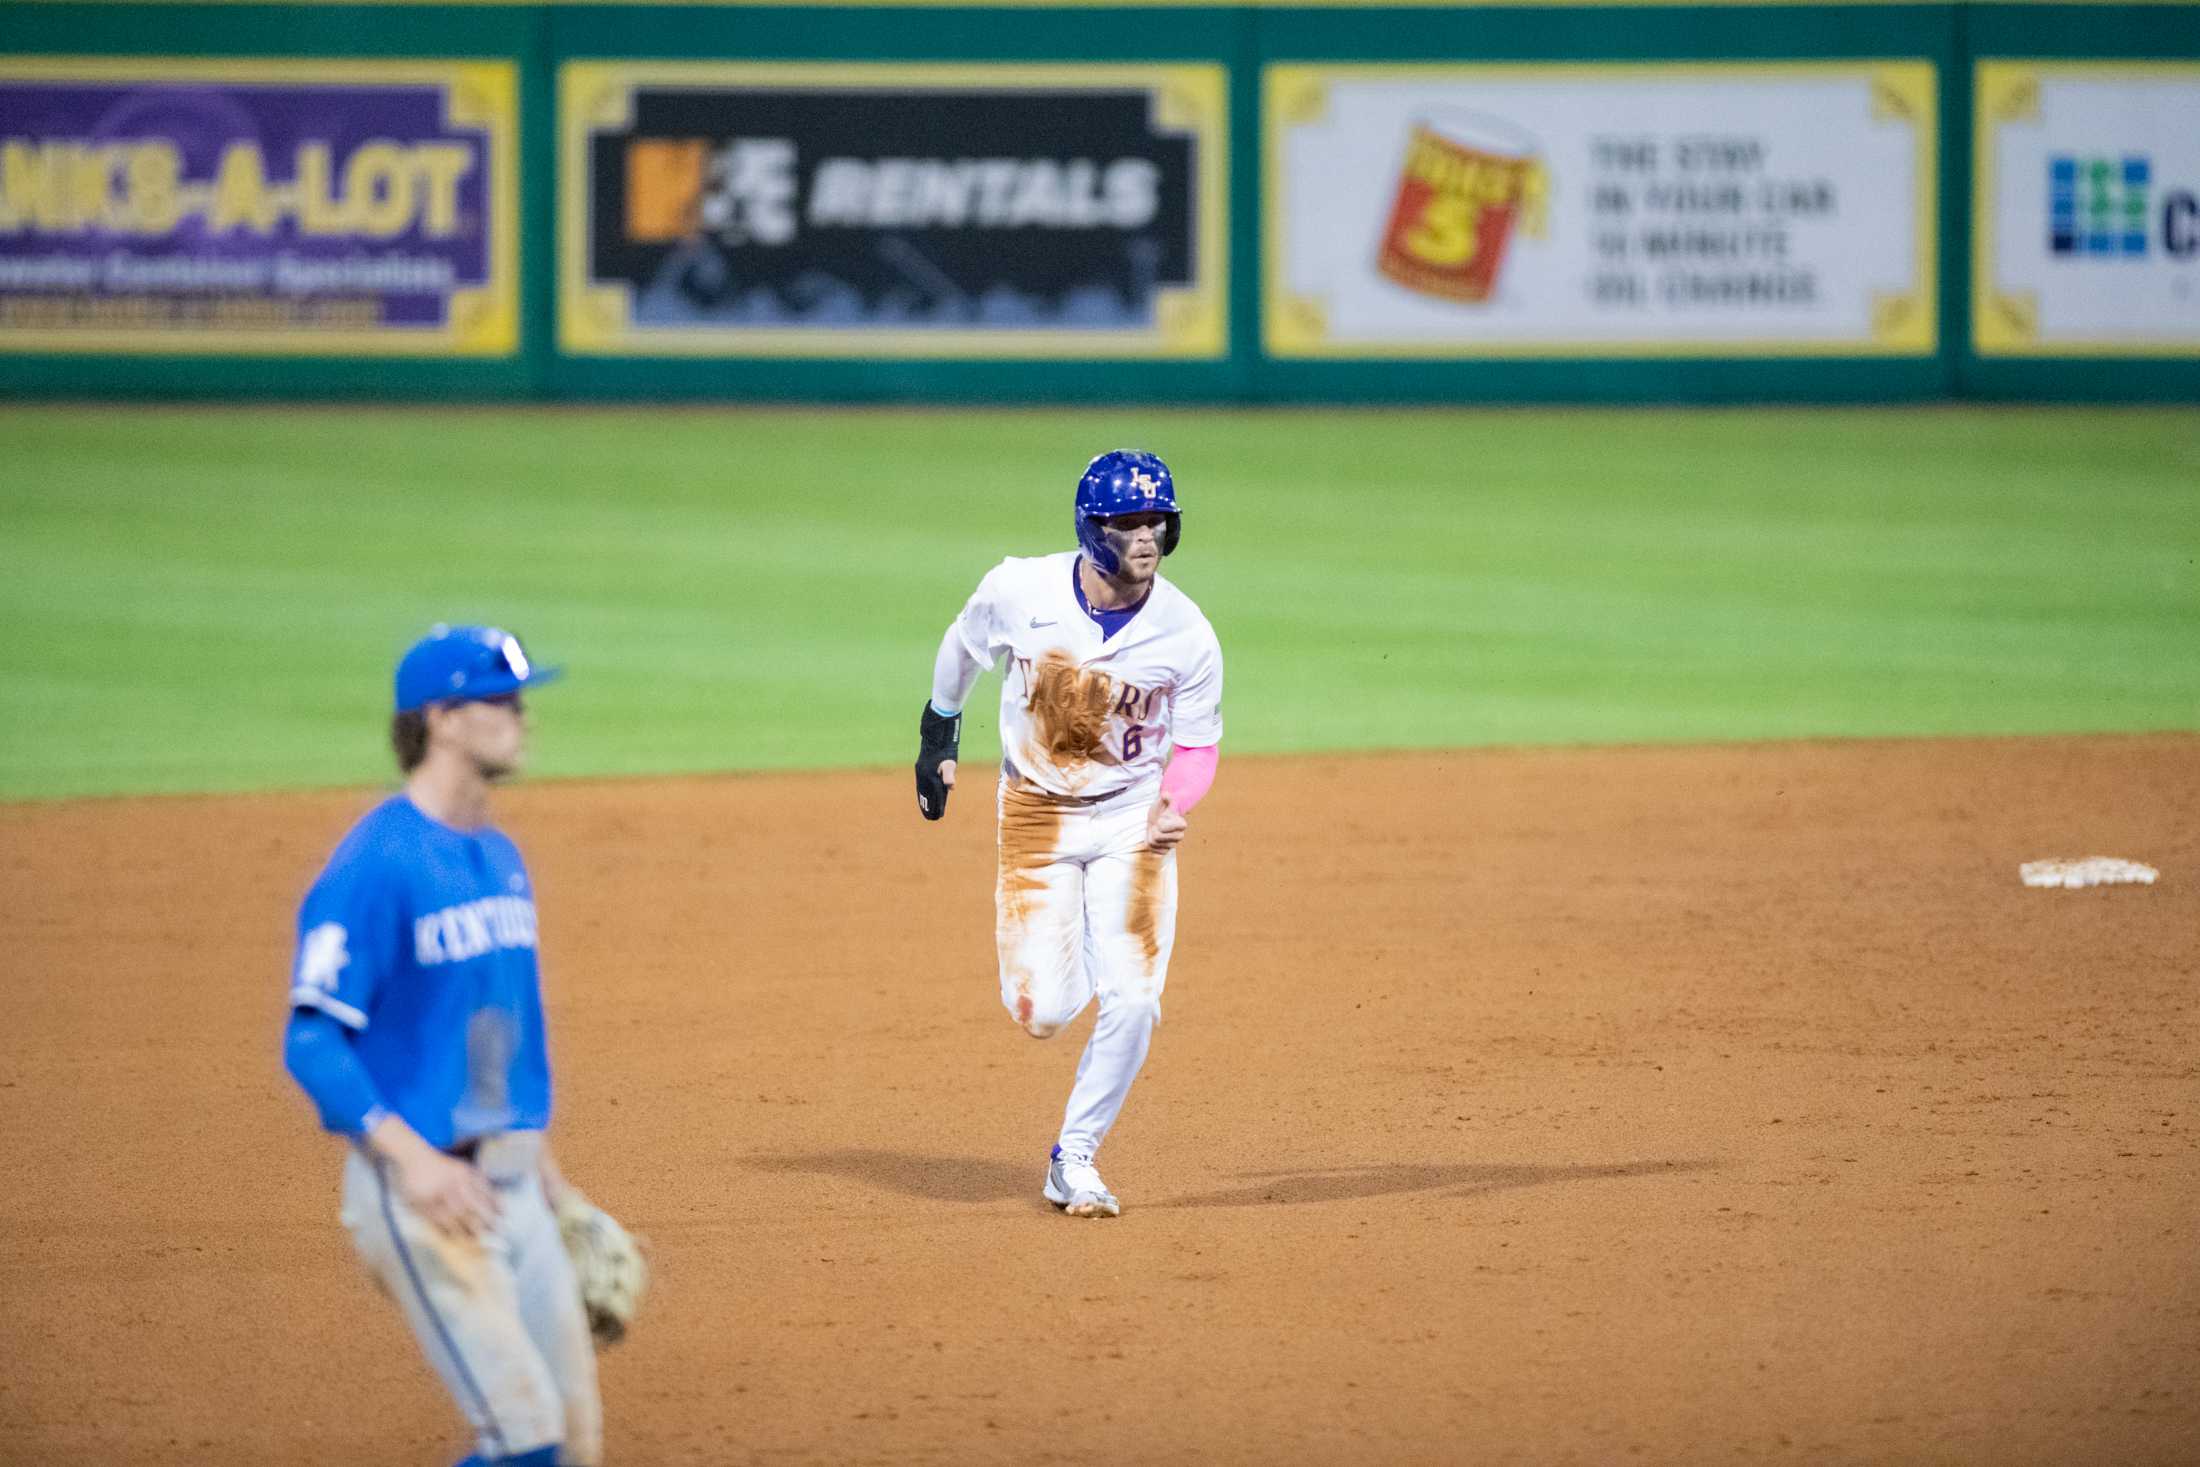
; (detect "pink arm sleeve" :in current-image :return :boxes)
[1160,743,1218,813]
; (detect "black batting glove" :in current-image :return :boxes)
[916,702,961,821]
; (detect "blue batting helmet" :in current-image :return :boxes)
[394,624,561,713]
[1075,450,1181,576]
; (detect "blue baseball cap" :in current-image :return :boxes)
[394,624,562,713]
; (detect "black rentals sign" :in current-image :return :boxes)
[559,63,1225,358]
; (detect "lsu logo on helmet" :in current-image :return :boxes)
[1075,450,1182,575]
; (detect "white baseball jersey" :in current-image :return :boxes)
[951,550,1223,800]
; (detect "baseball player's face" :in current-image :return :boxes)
[435,693,529,781]
[1098,513,1168,585]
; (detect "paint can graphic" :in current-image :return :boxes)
[1376,112,1548,303]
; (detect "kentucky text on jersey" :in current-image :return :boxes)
[288,795,552,1150]
[415,895,538,965]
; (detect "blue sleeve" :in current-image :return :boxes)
[290,837,401,1031]
[283,1009,387,1137]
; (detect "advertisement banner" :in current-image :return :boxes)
[0,58,517,357]
[559,63,1225,358]
[1265,64,1936,358]
[1974,63,2200,357]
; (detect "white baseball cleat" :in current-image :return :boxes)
[1044,1145,1121,1218]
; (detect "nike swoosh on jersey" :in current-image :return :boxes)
[1030,617,1058,628]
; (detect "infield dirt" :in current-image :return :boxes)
[2,736,2196,1465]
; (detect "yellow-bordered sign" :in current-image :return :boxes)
[558,61,1227,359]
[1265,62,1938,360]
[1974,61,2200,358]
[0,57,518,357]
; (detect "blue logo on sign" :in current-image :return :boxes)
[2049,155,2150,257]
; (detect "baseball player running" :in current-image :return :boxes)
[281,625,602,1466]
[915,450,1224,1218]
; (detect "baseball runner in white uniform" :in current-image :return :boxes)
[915,450,1224,1218]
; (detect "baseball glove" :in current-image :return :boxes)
[554,1188,649,1346]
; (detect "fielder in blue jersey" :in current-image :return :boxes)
[283,625,602,1467]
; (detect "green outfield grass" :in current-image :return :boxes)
[1,404,2194,801]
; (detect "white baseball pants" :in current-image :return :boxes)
[996,778,1178,1160]
[340,1135,601,1466]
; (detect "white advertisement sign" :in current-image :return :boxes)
[1975,63,2200,356]
[1265,64,1936,358]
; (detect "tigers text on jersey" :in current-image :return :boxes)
[954,551,1223,799]
[289,794,552,1150]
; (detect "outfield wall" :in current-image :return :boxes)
[2,1,2195,401]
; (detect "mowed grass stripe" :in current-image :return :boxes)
[2,405,2194,800]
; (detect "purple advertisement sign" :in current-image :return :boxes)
[0,60,516,355]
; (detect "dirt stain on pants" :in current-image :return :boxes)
[1126,848,1166,970]
[997,783,1065,1030]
